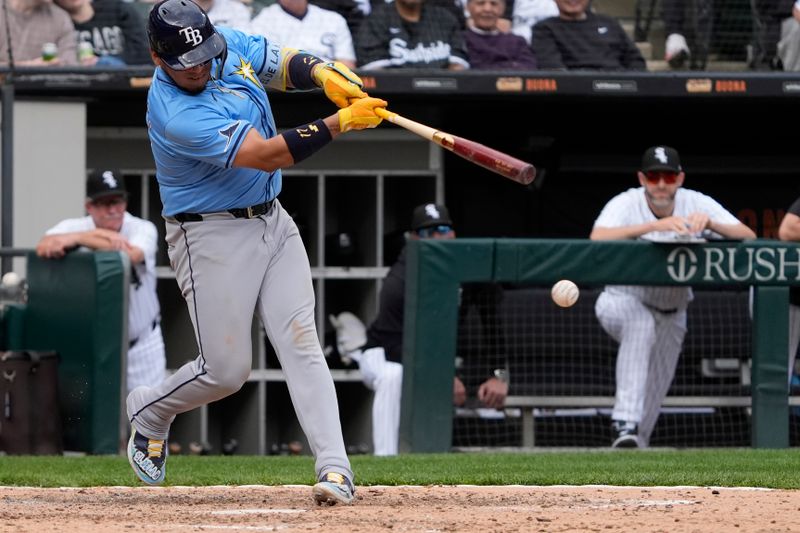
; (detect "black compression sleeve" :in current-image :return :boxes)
[287,53,324,90]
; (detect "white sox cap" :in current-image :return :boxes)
[411,203,453,231]
[641,146,682,173]
[87,169,128,201]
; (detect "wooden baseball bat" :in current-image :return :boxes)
[374,108,536,185]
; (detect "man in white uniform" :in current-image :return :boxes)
[195,0,252,31]
[36,169,167,395]
[251,0,356,67]
[591,146,755,448]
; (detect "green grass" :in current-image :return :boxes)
[2,449,800,489]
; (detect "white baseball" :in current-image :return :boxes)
[2,272,21,287]
[551,279,579,308]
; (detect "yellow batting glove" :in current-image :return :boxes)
[314,62,368,108]
[338,97,388,132]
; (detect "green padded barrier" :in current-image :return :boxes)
[9,251,129,454]
[400,240,494,453]
[402,239,800,452]
[752,286,790,447]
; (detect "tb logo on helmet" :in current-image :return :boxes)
[179,27,204,46]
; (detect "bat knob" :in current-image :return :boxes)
[518,164,536,185]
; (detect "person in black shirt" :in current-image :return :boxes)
[330,203,508,455]
[55,0,151,66]
[356,0,470,69]
[531,0,646,70]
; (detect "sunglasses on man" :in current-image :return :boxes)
[643,171,679,185]
[416,225,453,238]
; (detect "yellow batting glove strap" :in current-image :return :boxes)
[314,62,367,108]
[338,97,388,132]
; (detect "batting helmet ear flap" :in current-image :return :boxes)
[212,40,228,80]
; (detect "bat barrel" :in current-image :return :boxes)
[450,136,536,185]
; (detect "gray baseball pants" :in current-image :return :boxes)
[127,199,352,481]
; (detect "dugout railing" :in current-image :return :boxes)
[399,238,797,452]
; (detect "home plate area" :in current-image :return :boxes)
[0,485,795,532]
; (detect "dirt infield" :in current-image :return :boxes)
[1,485,797,532]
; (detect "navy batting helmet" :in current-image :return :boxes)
[148,0,226,70]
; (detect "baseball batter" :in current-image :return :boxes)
[591,146,755,448]
[36,169,166,395]
[125,0,386,505]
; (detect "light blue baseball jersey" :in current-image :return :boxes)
[147,27,283,216]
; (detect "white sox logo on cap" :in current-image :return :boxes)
[424,204,441,219]
[179,27,203,46]
[102,170,118,188]
[654,147,668,164]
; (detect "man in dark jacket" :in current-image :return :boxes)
[55,0,151,66]
[356,0,470,69]
[330,203,508,455]
[532,0,646,70]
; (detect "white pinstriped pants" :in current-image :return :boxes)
[595,291,687,447]
[350,347,403,456]
[126,323,167,395]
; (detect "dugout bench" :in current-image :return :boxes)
[400,239,798,452]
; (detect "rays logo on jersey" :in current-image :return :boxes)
[232,56,263,89]
[218,121,241,152]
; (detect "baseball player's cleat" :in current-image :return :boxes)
[127,428,167,485]
[312,472,355,505]
[611,420,642,449]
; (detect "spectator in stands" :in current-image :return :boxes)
[330,203,508,455]
[54,0,151,66]
[510,0,558,45]
[749,0,794,69]
[661,0,710,69]
[777,197,800,380]
[192,0,252,31]
[590,146,755,448]
[251,0,356,68]
[531,0,646,70]
[36,169,167,395]
[777,0,800,70]
[311,0,370,37]
[464,0,537,69]
[356,0,470,69]
[0,0,78,66]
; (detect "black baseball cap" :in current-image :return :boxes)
[641,146,682,173]
[411,203,453,231]
[86,169,128,201]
